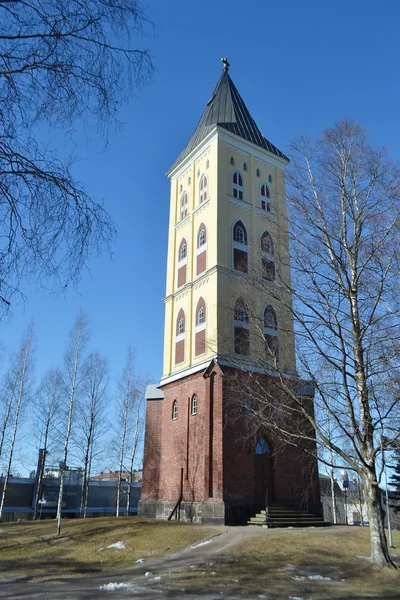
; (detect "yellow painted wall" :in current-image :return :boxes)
[162,129,296,378]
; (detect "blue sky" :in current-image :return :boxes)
[1,0,400,463]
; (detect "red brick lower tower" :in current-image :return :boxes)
[139,360,321,525]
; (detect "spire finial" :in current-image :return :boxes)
[221,57,230,73]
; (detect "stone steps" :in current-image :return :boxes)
[247,506,330,528]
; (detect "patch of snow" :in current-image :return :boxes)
[149,576,162,583]
[281,564,296,572]
[106,541,125,550]
[289,597,307,600]
[145,571,152,577]
[190,539,213,549]
[258,596,268,600]
[292,576,305,581]
[307,574,331,581]
[135,558,144,564]
[210,571,216,576]
[357,555,372,561]
[100,582,135,591]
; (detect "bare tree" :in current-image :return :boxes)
[75,352,109,518]
[227,121,400,567]
[126,386,145,515]
[115,347,136,517]
[0,324,34,520]
[0,0,153,315]
[56,311,89,535]
[32,368,63,519]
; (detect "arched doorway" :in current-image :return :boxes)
[255,437,273,505]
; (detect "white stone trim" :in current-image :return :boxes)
[160,356,217,386]
[228,195,252,211]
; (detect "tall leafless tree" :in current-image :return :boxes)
[0,324,34,520]
[115,347,136,517]
[227,121,400,567]
[75,352,109,518]
[32,368,63,519]
[125,386,145,515]
[56,311,89,535]
[0,0,153,315]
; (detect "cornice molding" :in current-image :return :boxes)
[228,195,252,212]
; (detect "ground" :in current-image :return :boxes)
[0,518,399,599]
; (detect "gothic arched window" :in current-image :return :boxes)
[233,298,250,356]
[263,305,279,363]
[233,221,248,273]
[232,170,244,200]
[175,309,185,364]
[261,231,275,281]
[191,395,197,416]
[199,175,208,204]
[172,400,178,420]
[260,183,272,212]
[195,297,206,356]
[180,192,188,220]
[196,224,207,275]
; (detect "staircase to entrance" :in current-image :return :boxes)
[248,505,330,528]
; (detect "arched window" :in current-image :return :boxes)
[195,297,206,356]
[233,298,250,356]
[256,168,260,178]
[196,224,207,275]
[199,174,208,204]
[260,183,272,212]
[233,221,248,273]
[180,192,188,220]
[230,156,234,165]
[198,306,204,325]
[172,400,178,420]
[243,162,248,172]
[177,239,188,288]
[261,231,275,281]
[179,240,187,261]
[175,308,185,364]
[255,437,270,454]
[178,317,184,335]
[191,395,197,416]
[232,170,244,200]
[263,305,279,363]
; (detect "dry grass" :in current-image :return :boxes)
[169,527,400,599]
[0,516,220,581]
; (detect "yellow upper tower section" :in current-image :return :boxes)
[161,60,296,384]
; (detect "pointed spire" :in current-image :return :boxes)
[168,65,288,174]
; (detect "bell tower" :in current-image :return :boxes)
[139,61,321,524]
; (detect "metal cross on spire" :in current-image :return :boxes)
[221,57,230,73]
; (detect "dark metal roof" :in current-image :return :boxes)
[168,71,289,174]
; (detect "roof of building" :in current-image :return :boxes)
[168,64,289,174]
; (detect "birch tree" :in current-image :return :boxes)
[56,312,89,535]
[0,325,34,520]
[126,386,145,515]
[32,368,63,520]
[75,352,109,518]
[228,121,400,567]
[115,347,135,517]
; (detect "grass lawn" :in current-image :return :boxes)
[168,527,400,599]
[0,516,221,581]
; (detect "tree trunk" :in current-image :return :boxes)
[33,449,47,520]
[364,471,395,567]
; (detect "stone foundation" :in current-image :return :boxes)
[138,499,225,525]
